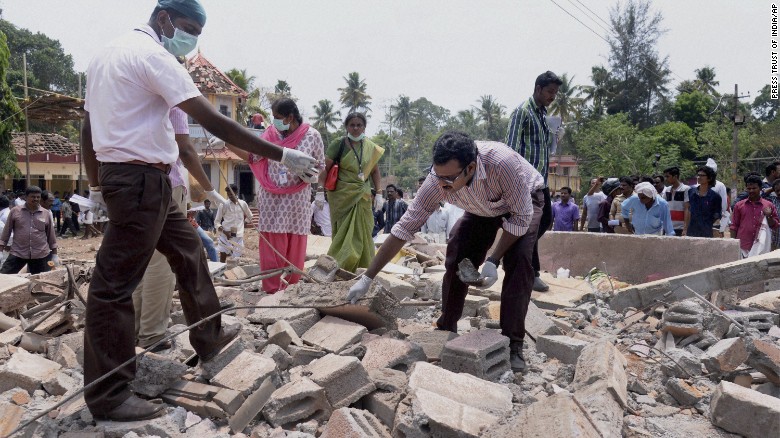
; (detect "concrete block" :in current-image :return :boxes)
[287,344,326,367]
[260,344,292,371]
[572,340,628,408]
[665,378,705,406]
[661,300,704,336]
[489,392,600,438]
[661,348,703,378]
[375,273,415,301]
[710,380,780,438]
[130,350,188,397]
[525,301,562,339]
[407,362,512,415]
[199,337,247,379]
[461,295,489,318]
[440,329,510,381]
[0,348,61,394]
[212,388,244,416]
[211,351,277,396]
[301,315,366,353]
[701,337,749,373]
[262,377,332,428]
[247,307,320,337]
[535,335,589,364]
[0,401,25,438]
[362,391,403,430]
[0,326,22,347]
[0,313,20,331]
[164,380,219,401]
[307,353,375,409]
[49,332,84,368]
[573,379,624,438]
[280,280,399,330]
[368,368,407,392]
[267,320,303,350]
[0,275,31,313]
[42,370,80,396]
[393,387,500,438]
[745,337,780,384]
[726,309,780,330]
[407,330,458,361]
[228,377,274,434]
[321,407,391,438]
[361,338,426,372]
[740,290,780,312]
[306,255,340,283]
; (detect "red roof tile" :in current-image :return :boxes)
[187,51,248,98]
[11,132,79,156]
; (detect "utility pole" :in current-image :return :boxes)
[23,53,30,186]
[78,73,83,194]
[730,84,750,196]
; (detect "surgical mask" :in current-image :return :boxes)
[273,118,290,131]
[347,133,365,142]
[161,17,198,56]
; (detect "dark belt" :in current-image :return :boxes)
[101,160,171,174]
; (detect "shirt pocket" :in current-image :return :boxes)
[32,217,46,231]
[648,215,661,230]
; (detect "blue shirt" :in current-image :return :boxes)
[621,194,675,236]
[51,198,61,212]
[552,200,579,231]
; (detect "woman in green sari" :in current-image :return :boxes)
[319,113,384,272]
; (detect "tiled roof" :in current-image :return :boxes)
[11,132,79,156]
[187,51,248,98]
[199,146,244,161]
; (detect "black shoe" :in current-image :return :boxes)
[93,395,165,422]
[510,342,526,371]
[147,340,172,353]
[533,277,549,292]
[199,323,241,362]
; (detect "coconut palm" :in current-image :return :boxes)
[474,95,505,141]
[581,65,611,117]
[225,68,264,125]
[694,66,719,96]
[310,99,341,143]
[274,80,292,96]
[549,73,583,123]
[338,72,372,114]
[456,108,481,138]
[391,95,413,135]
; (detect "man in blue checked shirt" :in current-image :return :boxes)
[506,71,562,292]
[622,182,675,236]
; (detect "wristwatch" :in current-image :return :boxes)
[486,256,501,266]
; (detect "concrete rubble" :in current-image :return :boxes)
[1,241,780,438]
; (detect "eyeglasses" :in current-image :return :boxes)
[696,174,707,177]
[429,166,466,184]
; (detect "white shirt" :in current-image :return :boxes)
[311,201,332,237]
[445,203,465,233]
[14,198,24,207]
[84,24,201,165]
[214,200,253,238]
[422,204,450,237]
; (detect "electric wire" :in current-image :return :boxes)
[565,0,611,34]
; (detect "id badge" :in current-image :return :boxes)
[358,171,365,181]
[279,170,288,184]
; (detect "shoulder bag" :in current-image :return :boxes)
[324,138,347,191]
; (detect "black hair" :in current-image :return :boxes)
[344,112,367,126]
[53,191,60,196]
[766,161,780,177]
[663,167,680,178]
[418,176,426,183]
[0,195,8,210]
[397,189,404,198]
[25,185,42,196]
[772,179,780,189]
[385,184,397,191]
[432,131,477,169]
[619,176,634,186]
[696,166,716,186]
[640,176,654,184]
[228,184,238,193]
[271,98,303,125]
[41,190,51,202]
[745,174,763,187]
[743,171,761,183]
[535,71,563,89]
[560,186,572,194]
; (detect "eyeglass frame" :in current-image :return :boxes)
[428,165,467,185]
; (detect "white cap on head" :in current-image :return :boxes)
[635,182,657,198]
[706,158,717,172]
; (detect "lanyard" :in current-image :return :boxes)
[348,139,364,172]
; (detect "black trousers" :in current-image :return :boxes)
[532,187,552,277]
[60,217,78,236]
[437,189,544,342]
[83,163,224,415]
[0,254,51,275]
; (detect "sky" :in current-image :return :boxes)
[1,0,770,134]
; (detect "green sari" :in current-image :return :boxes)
[326,137,384,272]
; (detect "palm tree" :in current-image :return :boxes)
[581,65,611,117]
[225,68,264,125]
[548,73,583,123]
[456,109,481,138]
[391,95,413,135]
[338,72,372,114]
[474,95,505,141]
[274,80,292,96]
[694,66,719,96]
[310,99,341,143]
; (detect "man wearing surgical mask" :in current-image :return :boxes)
[80,0,318,422]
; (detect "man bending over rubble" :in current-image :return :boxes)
[348,131,544,371]
[80,0,317,422]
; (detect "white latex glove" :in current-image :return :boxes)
[205,190,228,206]
[50,254,61,267]
[347,275,373,304]
[477,261,498,289]
[298,169,319,184]
[0,250,8,266]
[89,189,106,210]
[281,148,318,176]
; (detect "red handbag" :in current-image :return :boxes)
[324,139,347,191]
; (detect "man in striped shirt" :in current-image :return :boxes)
[505,71,562,292]
[347,131,544,371]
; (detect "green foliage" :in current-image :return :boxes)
[224,68,264,124]
[646,121,698,164]
[310,99,341,144]
[338,72,371,114]
[673,90,713,130]
[0,30,22,176]
[753,84,779,122]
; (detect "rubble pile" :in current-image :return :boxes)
[1,247,780,438]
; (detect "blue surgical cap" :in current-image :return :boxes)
[157,0,206,27]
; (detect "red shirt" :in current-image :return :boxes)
[730,197,779,251]
[251,113,264,125]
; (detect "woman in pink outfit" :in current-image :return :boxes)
[227,98,324,292]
